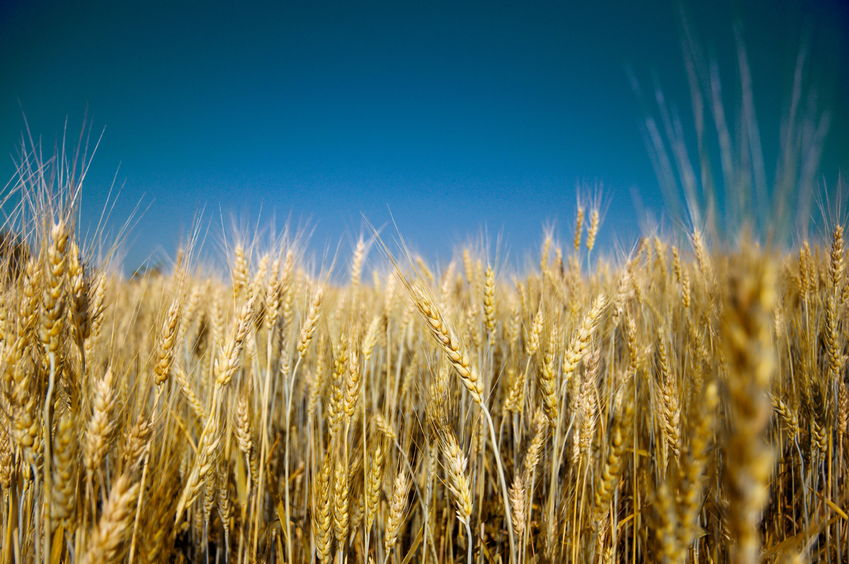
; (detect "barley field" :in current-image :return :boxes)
[0,162,847,564]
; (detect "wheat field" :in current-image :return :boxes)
[0,162,847,564]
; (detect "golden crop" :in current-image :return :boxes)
[0,178,847,564]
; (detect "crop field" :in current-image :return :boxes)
[0,160,847,564]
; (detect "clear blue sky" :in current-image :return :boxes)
[1,0,847,270]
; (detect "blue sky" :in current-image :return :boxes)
[1,0,847,271]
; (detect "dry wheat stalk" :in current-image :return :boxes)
[723,254,776,564]
[383,468,410,557]
[79,473,139,564]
